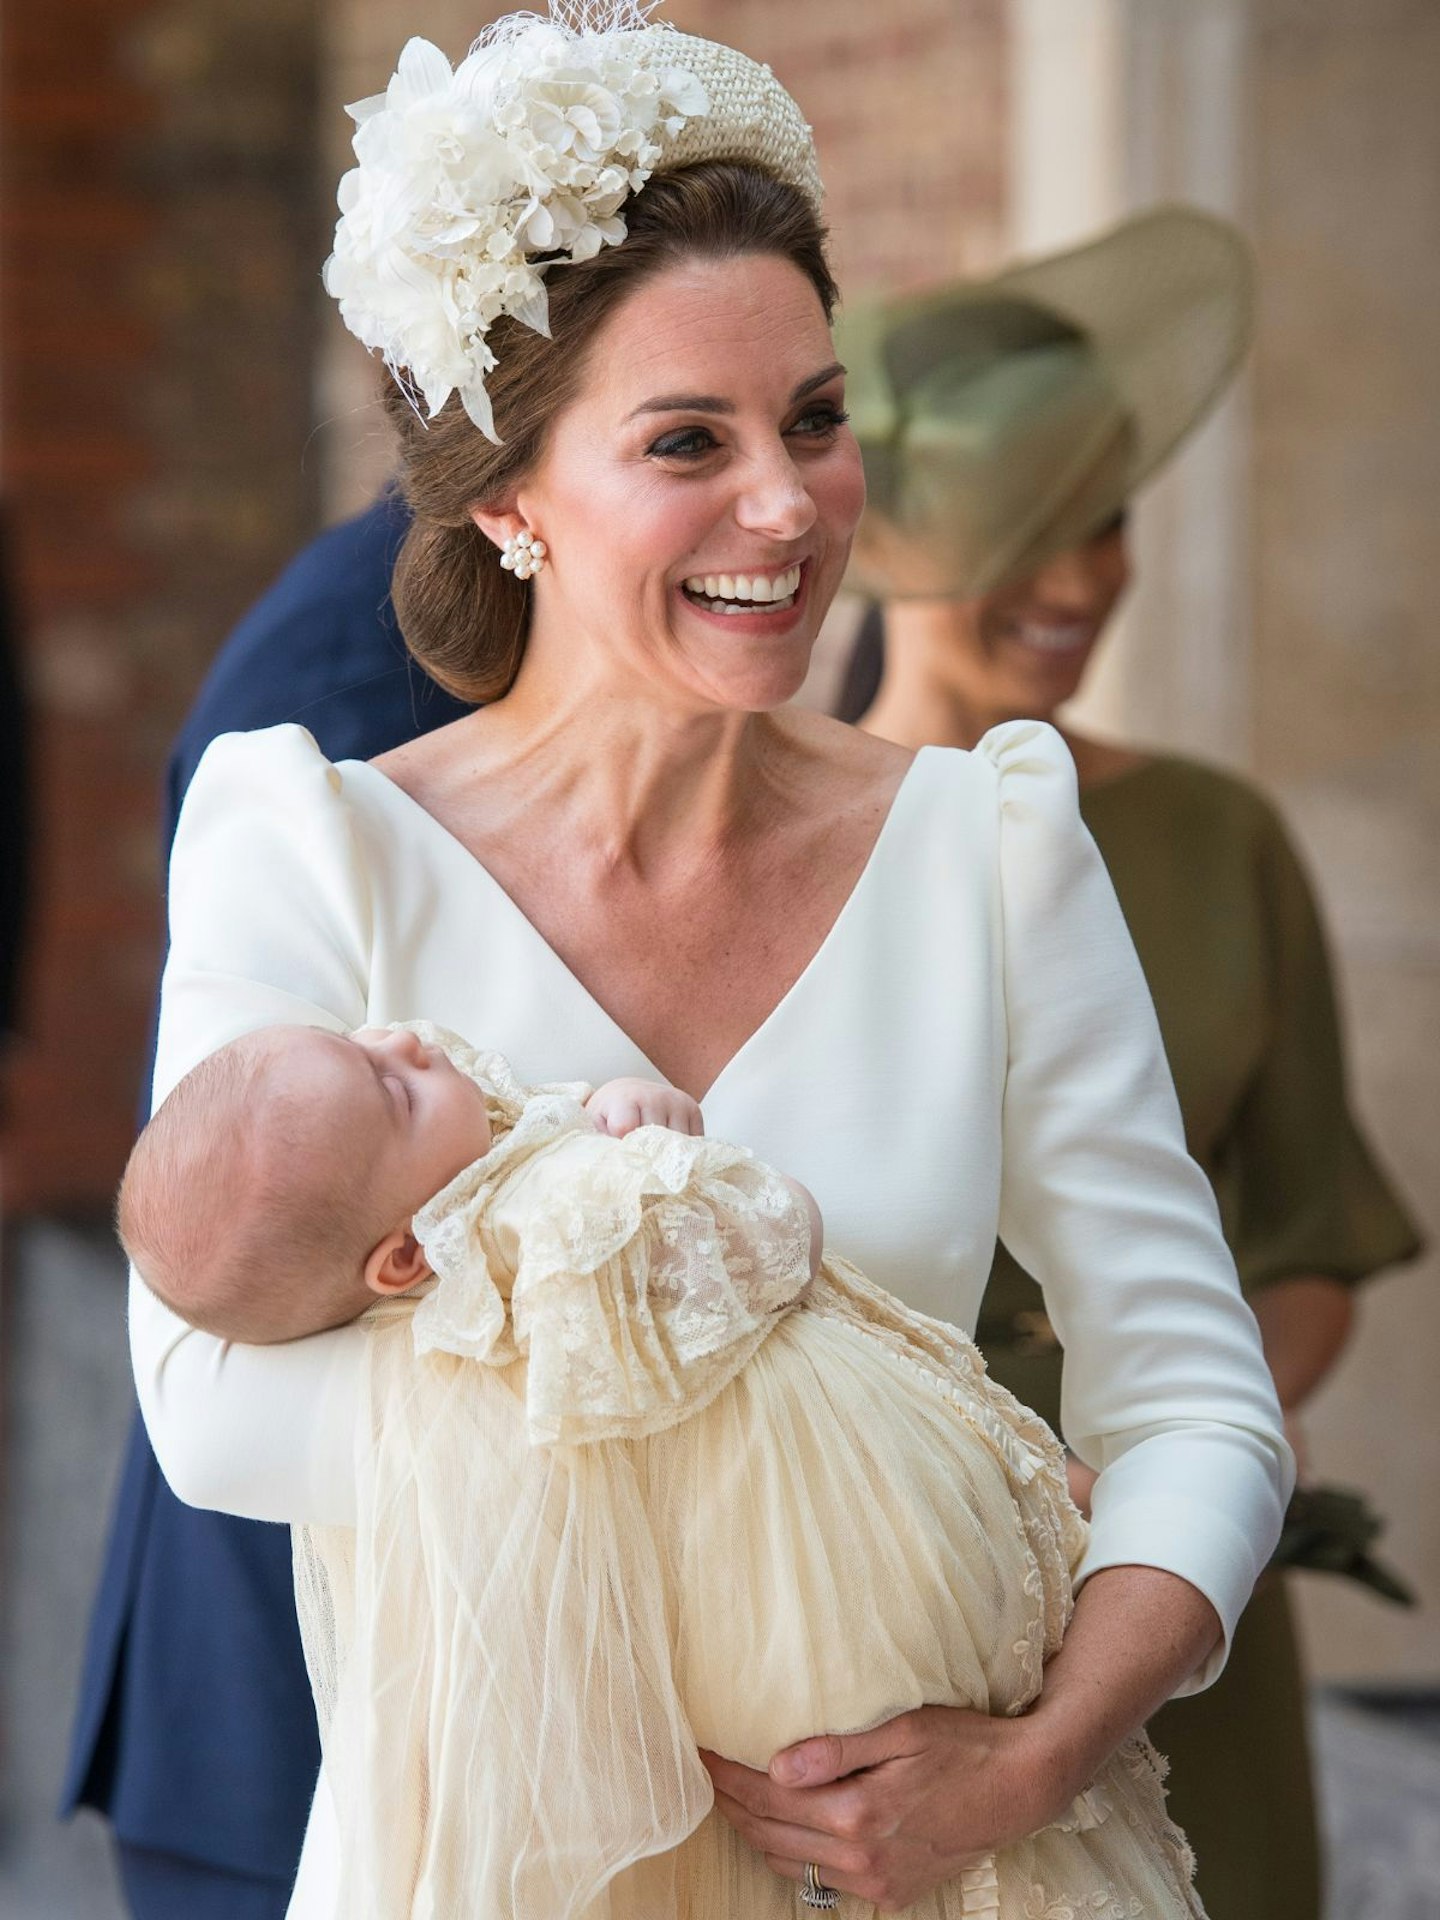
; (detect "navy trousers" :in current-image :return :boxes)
[117,1843,292,1920]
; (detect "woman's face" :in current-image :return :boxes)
[945,519,1132,718]
[503,254,866,713]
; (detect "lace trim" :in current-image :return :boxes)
[809,1255,1087,1698]
[407,1070,815,1445]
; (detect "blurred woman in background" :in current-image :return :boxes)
[834,208,1423,1920]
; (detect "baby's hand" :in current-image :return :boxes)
[586,1078,704,1139]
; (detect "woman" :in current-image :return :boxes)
[131,15,1290,1915]
[834,210,1423,1920]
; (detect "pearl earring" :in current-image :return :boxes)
[499,529,547,581]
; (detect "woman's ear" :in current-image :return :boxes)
[364,1227,432,1298]
[469,503,523,554]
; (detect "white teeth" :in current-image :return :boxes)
[682,564,803,606]
[1016,623,1091,653]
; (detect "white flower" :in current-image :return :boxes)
[324,21,709,442]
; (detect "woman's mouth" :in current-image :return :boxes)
[681,563,804,616]
[1008,620,1096,656]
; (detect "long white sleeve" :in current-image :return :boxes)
[129,725,376,1526]
[986,721,1293,1693]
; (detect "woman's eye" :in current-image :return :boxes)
[647,426,718,460]
[788,404,849,440]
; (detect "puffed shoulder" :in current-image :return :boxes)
[180,720,353,823]
[157,722,373,1106]
[172,722,365,901]
[974,718,1081,814]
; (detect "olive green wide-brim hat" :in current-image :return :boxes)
[835,205,1255,600]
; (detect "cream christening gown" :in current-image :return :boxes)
[129,720,1292,1920]
[293,1040,1203,1919]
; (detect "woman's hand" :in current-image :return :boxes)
[1065,1453,1099,1517]
[703,1708,1060,1913]
[586,1077,704,1137]
[706,1565,1222,1910]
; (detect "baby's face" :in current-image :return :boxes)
[293,1026,493,1225]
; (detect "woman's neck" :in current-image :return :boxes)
[858,602,1031,753]
[858,601,1148,791]
[456,648,796,877]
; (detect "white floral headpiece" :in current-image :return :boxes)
[323,3,822,443]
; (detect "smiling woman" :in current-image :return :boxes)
[383,163,848,706]
[128,11,1292,1920]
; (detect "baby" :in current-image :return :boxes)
[122,1023,1204,1920]
[118,1020,820,1347]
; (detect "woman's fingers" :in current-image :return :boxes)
[708,1785,864,1872]
[763,1855,868,1904]
[771,1715,925,1787]
[703,1749,823,1829]
[704,1710,1028,1909]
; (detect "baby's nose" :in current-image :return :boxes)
[356,1025,427,1065]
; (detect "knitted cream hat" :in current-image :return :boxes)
[324,4,820,442]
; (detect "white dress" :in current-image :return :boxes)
[129,719,1291,1919]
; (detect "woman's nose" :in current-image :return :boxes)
[733,447,817,542]
[1027,533,1128,613]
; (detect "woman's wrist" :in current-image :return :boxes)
[1014,1565,1223,1811]
[985,1710,1084,1843]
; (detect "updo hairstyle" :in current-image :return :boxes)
[382,162,838,704]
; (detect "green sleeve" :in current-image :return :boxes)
[1221,804,1423,1294]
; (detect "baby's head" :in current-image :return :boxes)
[119,1024,493,1342]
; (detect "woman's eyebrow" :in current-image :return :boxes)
[626,361,846,421]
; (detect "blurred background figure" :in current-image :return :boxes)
[832,206,1423,1920]
[0,3,1436,1917]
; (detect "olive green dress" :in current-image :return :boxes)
[977,753,1423,1920]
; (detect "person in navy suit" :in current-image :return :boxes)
[63,487,471,1918]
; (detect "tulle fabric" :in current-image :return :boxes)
[293,1086,1204,1918]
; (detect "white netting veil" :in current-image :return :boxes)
[292,1060,1206,1919]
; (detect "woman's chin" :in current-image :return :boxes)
[706,662,814,713]
[999,646,1094,712]
[676,630,823,712]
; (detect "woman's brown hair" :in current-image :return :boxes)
[380,162,838,704]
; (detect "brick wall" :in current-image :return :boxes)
[1,0,323,1210]
[0,0,1006,1209]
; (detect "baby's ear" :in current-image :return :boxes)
[364,1228,432,1297]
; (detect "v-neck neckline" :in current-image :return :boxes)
[343,746,935,1105]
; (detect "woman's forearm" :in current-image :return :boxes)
[131,1266,361,1526]
[1250,1273,1355,1411]
[1015,1564,1222,1811]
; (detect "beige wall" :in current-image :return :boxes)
[1247,0,1440,1682]
[1025,0,1439,1681]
